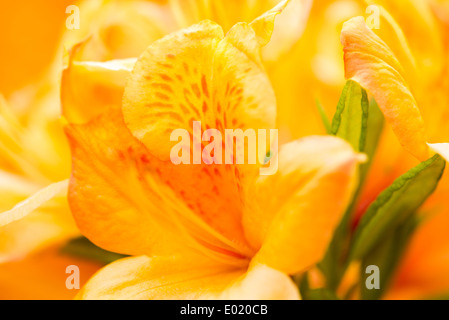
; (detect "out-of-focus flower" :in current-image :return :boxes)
[0,43,75,264]
[340,0,449,299]
[0,0,174,297]
[0,246,101,300]
[0,0,74,96]
[62,2,363,299]
[0,0,179,261]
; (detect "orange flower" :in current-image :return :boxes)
[62,2,364,299]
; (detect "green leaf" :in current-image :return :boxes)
[60,236,127,265]
[350,155,446,261]
[295,273,339,300]
[303,288,340,300]
[358,99,384,185]
[331,80,369,151]
[319,82,383,290]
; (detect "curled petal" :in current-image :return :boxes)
[341,16,429,161]
[61,56,135,124]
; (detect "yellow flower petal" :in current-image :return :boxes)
[121,19,280,254]
[122,20,275,160]
[77,254,298,300]
[248,0,291,46]
[341,16,429,161]
[248,136,362,274]
[170,0,308,61]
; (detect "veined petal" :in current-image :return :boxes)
[65,110,251,263]
[77,254,298,300]
[248,136,363,274]
[122,20,276,160]
[341,16,429,161]
[122,20,225,160]
[122,19,278,254]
